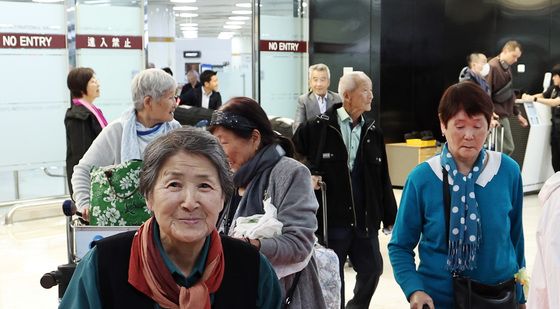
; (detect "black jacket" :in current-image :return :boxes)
[292,103,397,234]
[180,81,202,96]
[64,104,103,195]
[96,231,260,309]
[179,87,222,110]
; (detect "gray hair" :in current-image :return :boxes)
[308,63,331,80]
[139,126,233,201]
[131,68,177,110]
[338,71,369,99]
[186,70,199,80]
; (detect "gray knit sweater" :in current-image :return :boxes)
[256,157,326,309]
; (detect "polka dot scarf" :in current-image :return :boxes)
[441,142,486,273]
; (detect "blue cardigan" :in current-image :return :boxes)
[388,151,526,308]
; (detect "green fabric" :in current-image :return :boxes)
[89,160,150,226]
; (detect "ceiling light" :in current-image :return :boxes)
[82,0,109,3]
[229,16,250,20]
[232,10,252,15]
[181,26,198,31]
[226,21,245,25]
[180,23,198,27]
[173,6,198,11]
[302,2,308,7]
[183,31,198,38]
[32,0,64,2]
[171,0,195,3]
[235,2,251,7]
[179,13,198,17]
[218,32,235,40]
[224,25,242,29]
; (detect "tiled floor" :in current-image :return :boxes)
[0,191,542,309]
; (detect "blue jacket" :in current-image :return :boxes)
[388,152,526,308]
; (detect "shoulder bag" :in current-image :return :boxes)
[89,160,150,226]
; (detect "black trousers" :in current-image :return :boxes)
[551,118,560,172]
[328,227,383,309]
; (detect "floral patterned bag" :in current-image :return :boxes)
[89,160,150,226]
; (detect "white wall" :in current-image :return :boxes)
[174,38,231,82]
[174,37,250,101]
[146,4,176,70]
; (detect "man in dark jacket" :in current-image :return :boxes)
[458,53,491,95]
[179,69,222,110]
[179,69,202,96]
[293,71,397,309]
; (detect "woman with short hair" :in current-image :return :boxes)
[71,68,181,218]
[389,82,527,308]
[209,97,326,309]
[60,127,281,308]
[65,67,106,195]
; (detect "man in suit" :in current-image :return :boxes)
[179,70,222,110]
[292,63,342,132]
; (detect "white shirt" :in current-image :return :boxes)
[202,88,212,109]
[527,172,560,309]
[315,94,327,114]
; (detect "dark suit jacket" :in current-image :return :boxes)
[292,90,342,132]
[179,87,222,110]
[179,81,201,96]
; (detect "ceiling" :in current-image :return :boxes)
[9,0,301,39]
[148,0,299,39]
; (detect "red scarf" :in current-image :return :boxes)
[128,218,225,309]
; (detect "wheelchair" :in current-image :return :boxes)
[40,200,138,301]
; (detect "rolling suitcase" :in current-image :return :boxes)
[486,126,504,152]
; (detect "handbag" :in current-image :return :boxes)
[89,160,150,226]
[442,168,517,309]
[453,276,517,309]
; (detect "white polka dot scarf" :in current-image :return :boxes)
[441,142,486,272]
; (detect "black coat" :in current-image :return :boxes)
[179,87,222,110]
[96,231,260,309]
[179,81,202,96]
[292,103,397,234]
[64,104,103,195]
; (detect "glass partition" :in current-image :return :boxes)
[0,1,68,201]
[258,0,308,118]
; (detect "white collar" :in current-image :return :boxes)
[426,150,502,187]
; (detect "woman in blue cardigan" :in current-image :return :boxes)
[388,82,527,309]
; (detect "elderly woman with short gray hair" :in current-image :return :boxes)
[71,68,181,217]
[60,127,281,308]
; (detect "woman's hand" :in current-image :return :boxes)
[409,291,434,309]
[521,93,533,101]
[248,238,261,250]
[82,207,89,221]
[311,175,322,190]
